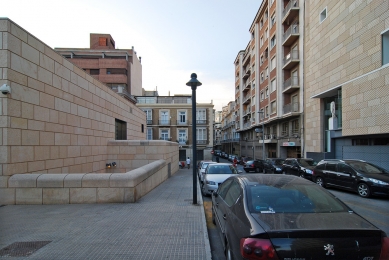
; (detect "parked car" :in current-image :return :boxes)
[199,161,217,184]
[313,159,389,198]
[197,160,212,176]
[228,154,238,162]
[212,174,389,260]
[265,158,285,174]
[201,163,241,196]
[214,150,221,157]
[239,156,253,166]
[282,158,318,180]
[243,160,272,173]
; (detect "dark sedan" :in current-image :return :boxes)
[212,174,389,260]
[243,160,272,173]
[313,159,389,198]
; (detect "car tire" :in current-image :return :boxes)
[212,210,216,225]
[225,239,233,260]
[299,172,305,178]
[201,184,207,197]
[357,183,371,198]
[315,177,325,188]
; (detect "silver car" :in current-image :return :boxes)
[199,161,217,183]
[201,163,241,196]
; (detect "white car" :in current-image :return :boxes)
[201,163,241,196]
[199,161,217,183]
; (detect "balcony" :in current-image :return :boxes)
[283,50,299,70]
[282,0,299,24]
[146,119,153,125]
[197,140,207,145]
[282,76,299,93]
[158,120,171,125]
[283,102,299,115]
[243,108,251,118]
[196,120,207,125]
[243,81,251,92]
[243,68,251,80]
[177,120,188,126]
[282,23,299,46]
[243,94,251,105]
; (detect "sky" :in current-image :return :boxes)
[1,0,261,111]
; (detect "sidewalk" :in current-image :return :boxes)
[0,167,211,260]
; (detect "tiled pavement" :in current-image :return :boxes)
[0,168,211,259]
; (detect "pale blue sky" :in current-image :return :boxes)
[2,0,261,111]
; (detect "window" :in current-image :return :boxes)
[260,55,264,65]
[271,101,276,114]
[270,56,276,71]
[224,181,241,206]
[382,29,389,65]
[264,29,268,40]
[260,37,263,47]
[261,91,264,101]
[160,111,169,125]
[270,14,276,28]
[270,35,276,49]
[90,69,99,75]
[260,19,263,29]
[160,129,169,140]
[178,129,187,143]
[320,7,327,23]
[265,87,269,97]
[115,119,127,140]
[197,128,207,141]
[178,111,186,124]
[196,109,206,124]
[260,72,264,83]
[282,122,289,136]
[271,79,277,92]
[143,109,152,124]
[292,119,299,135]
[265,106,269,117]
[146,128,153,140]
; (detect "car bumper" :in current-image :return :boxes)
[203,184,218,195]
[370,184,389,196]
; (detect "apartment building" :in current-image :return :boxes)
[55,34,142,103]
[220,101,240,156]
[213,110,222,151]
[305,0,389,168]
[235,0,304,159]
[136,91,214,161]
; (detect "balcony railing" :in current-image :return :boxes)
[177,120,188,125]
[197,140,207,145]
[283,76,299,93]
[282,22,299,46]
[283,50,299,69]
[282,0,299,22]
[159,120,171,125]
[146,119,153,125]
[196,120,207,125]
[283,102,299,114]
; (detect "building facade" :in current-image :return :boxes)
[55,33,142,103]
[136,92,214,161]
[221,102,240,156]
[304,0,389,168]
[235,0,304,159]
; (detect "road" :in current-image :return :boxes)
[201,157,389,259]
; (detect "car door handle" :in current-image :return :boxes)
[223,214,227,220]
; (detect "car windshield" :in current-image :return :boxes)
[202,162,214,169]
[297,159,317,167]
[347,161,389,174]
[247,183,349,214]
[207,165,238,174]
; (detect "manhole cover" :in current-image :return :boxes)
[0,241,51,257]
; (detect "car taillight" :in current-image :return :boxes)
[240,238,279,260]
[251,164,255,167]
[380,236,389,260]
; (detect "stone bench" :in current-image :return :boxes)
[3,159,169,204]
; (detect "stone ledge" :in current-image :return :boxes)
[2,159,169,204]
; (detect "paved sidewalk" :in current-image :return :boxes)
[0,168,211,260]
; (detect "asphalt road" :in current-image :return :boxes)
[202,157,389,260]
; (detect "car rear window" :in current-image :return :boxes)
[208,165,238,174]
[247,184,348,214]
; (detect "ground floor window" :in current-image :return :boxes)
[115,119,127,140]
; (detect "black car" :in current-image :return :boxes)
[211,174,389,260]
[243,160,272,173]
[239,156,253,166]
[313,159,389,198]
[282,158,318,180]
[265,158,285,174]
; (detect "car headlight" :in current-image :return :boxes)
[275,167,281,171]
[206,181,216,185]
[369,178,389,185]
[305,169,312,174]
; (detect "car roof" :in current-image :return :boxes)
[233,173,314,186]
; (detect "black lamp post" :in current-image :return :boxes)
[186,73,202,205]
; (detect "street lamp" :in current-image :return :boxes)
[186,73,202,205]
[258,111,265,172]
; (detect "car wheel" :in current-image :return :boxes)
[299,172,305,178]
[225,240,233,260]
[357,183,371,198]
[315,177,325,187]
[201,184,207,197]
